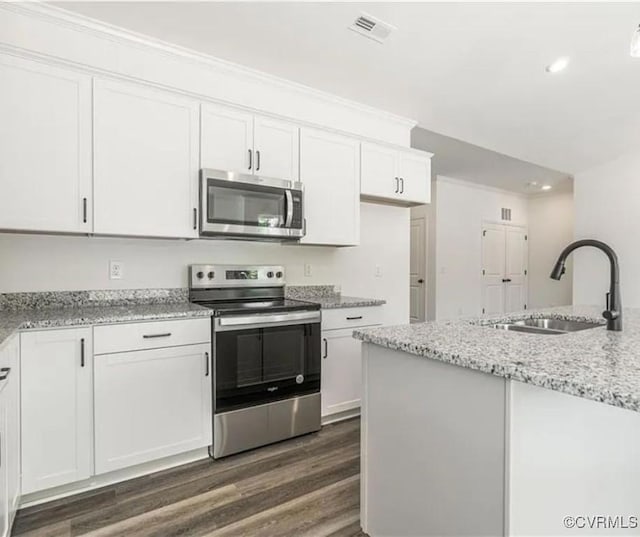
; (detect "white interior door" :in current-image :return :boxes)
[410,217,427,322]
[200,103,254,174]
[482,224,507,315]
[505,226,528,312]
[253,116,299,180]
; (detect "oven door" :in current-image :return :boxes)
[214,311,321,413]
[200,169,304,239]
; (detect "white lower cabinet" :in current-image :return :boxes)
[94,343,212,474]
[321,307,383,419]
[20,328,93,495]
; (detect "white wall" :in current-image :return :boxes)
[433,177,528,320]
[527,191,574,309]
[574,150,640,307]
[0,203,410,325]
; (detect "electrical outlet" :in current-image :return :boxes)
[375,265,383,277]
[304,263,312,277]
[109,260,123,280]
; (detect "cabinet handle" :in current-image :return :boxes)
[248,149,252,170]
[400,177,404,194]
[205,351,210,377]
[193,208,198,230]
[256,150,261,171]
[346,316,363,321]
[142,332,172,339]
[322,338,328,359]
[394,177,399,193]
[82,197,87,224]
[0,368,10,381]
[80,338,85,368]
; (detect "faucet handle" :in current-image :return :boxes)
[606,292,610,311]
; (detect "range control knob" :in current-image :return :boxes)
[276,271,283,278]
[267,271,274,278]
[196,271,204,279]
[207,271,215,279]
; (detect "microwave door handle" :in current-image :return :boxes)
[285,190,294,228]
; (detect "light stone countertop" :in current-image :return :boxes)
[354,305,640,413]
[0,299,212,351]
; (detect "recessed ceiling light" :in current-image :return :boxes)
[631,24,640,57]
[545,57,570,73]
[541,185,552,191]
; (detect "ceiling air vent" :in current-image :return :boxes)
[349,13,395,44]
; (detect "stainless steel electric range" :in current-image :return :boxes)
[189,264,321,459]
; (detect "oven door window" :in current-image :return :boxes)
[207,181,286,228]
[215,323,320,413]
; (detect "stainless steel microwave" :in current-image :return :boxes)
[199,169,304,240]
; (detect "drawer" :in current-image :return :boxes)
[322,306,383,331]
[94,318,211,355]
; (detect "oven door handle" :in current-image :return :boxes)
[284,189,294,228]
[218,310,320,329]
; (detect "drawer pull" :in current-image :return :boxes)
[346,316,363,321]
[80,338,85,367]
[142,332,172,339]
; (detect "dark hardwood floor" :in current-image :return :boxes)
[13,418,365,537]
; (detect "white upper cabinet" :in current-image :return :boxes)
[398,151,431,204]
[253,116,299,180]
[299,128,360,246]
[201,104,299,180]
[0,54,92,233]
[93,78,199,238]
[20,328,93,495]
[361,142,432,205]
[201,103,254,174]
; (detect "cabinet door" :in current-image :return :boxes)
[253,116,299,180]
[299,128,360,246]
[94,344,212,474]
[0,54,92,233]
[0,387,6,537]
[21,328,93,494]
[360,142,399,200]
[321,329,363,417]
[94,79,199,238]
[200,103,254,174]
[1,337,20,522]
[398,151,431,204]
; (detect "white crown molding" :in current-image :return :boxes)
[2,2,417,131]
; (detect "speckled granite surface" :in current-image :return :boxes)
[0,288,188,311]
[354,305,640,413]
[286,285,385,309]
[0,300,212,350]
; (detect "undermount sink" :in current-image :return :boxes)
[492,317,603,335]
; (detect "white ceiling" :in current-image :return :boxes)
[412,127,572,194]
[54,2,640,175]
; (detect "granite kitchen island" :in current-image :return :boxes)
[354,306,640,537]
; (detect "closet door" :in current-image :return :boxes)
[481,225,506,315]
[504,227,528,312]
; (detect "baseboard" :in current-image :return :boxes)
[322,407,361,425]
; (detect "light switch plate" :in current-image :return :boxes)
[109,260,123,280]
[375,265,383,277]
[304,263,312,277]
